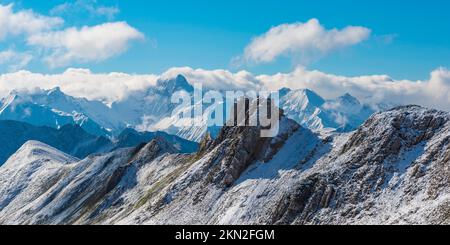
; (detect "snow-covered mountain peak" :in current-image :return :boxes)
[322,93,363,113]
[278,88,377,132]
[282,88,326,109]
[32,87,80,107]
[337,93,361,106]
[302,88,325,101]
[15,140,61,155]
[46,87,64,96]
[157,74,194,93]
[0,88,124,137]
[278,87,292,97]
[3,140,78,169]
[0,93,19,113]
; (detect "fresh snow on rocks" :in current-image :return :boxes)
[1,106,449,224]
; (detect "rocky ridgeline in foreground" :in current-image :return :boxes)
[0,105,449,225]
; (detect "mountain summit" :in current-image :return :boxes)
[158,74,194,94]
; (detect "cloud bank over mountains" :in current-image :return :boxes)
[1,66,450,111]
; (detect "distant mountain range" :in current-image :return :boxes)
[0,74,384,143]
[279,88,376,132]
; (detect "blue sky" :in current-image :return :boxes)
[1,0,450,80]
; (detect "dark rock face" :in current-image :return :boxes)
[207,126,272,187]
[196,100,300,187]
[271,174,334,225]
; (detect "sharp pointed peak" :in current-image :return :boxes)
[48,86,62,93]
[336,93,360,105]
[8,89,21,97]
[46,87,68,97]
[175,74,188,82]
[158,74,194,93]
[340,92,357,99]
[279,87,292,96]
[1,91,21,105]
[286,88,325,106]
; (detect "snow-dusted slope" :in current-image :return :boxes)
[0,138,181,224]
[1,105,449,225]
[0,141,78,219]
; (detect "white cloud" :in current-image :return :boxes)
[241,18,371,64]
[27,22,144,67]
[0,49,33,71]
[50,0,120,20]
[0,4,142,69]
[2,66,450,112]
[0,4,63,40]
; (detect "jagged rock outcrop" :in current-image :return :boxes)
[1,105,450,225]
[271,106,450,225]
